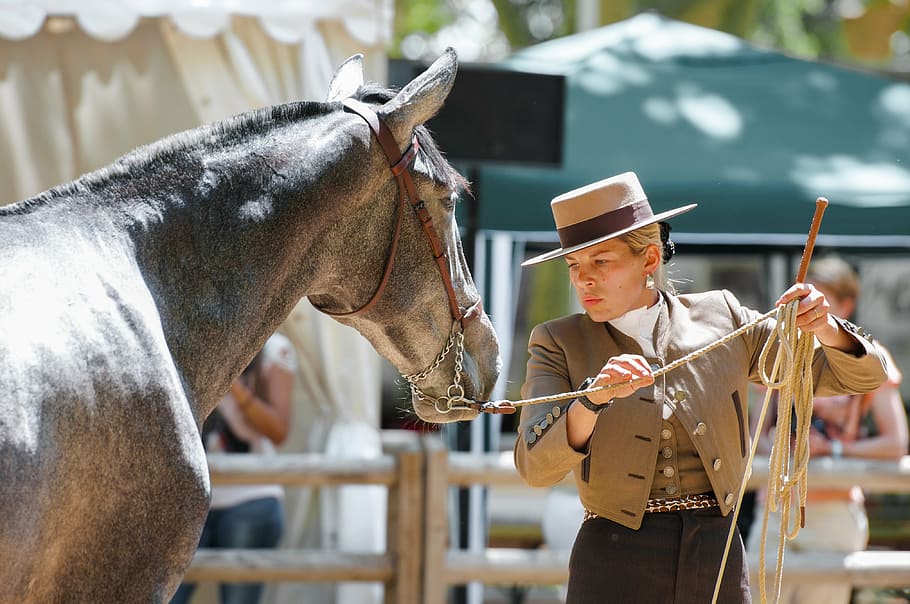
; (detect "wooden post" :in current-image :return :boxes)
[383,431,424,604]
[421,434,450,604]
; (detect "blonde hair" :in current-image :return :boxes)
[620,223,675,293]
[806,256,859,303]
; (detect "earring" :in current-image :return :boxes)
[646,274,655,289]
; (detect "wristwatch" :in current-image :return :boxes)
[576,393,610,413]
[830,439,844,459]
[575,377,612,414]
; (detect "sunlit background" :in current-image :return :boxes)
[393,0,910,72]
[2,2,909,603]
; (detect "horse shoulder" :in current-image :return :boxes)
[0,223,210,601]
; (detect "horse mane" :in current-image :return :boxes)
[0,83,468,217]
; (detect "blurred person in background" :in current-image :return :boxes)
[747,255,908,604]
[171,332,295,604]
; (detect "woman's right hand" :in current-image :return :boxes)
[567,354,656,450]
[589,354,655,404]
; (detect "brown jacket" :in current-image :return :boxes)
[514,289,887,529]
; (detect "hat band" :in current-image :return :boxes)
[557,199,653,249]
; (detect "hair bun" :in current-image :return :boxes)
[659,221,675,264]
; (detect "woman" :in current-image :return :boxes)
[513,172,887,603]
[746,255,908,604]
[171,332,295,604]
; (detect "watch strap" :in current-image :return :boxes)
[576,377,611,414]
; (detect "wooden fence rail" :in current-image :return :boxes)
[186,432,423,604]
[189,433,910,603]
[424,445,910,603]
[443,449,910,492]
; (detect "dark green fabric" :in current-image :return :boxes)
[472,14,910,243]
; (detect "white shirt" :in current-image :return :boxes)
[608,296,673,418]
[608,295,661,358]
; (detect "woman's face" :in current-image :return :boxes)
[565,237,659,322]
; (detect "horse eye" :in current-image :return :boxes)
[442,196,457,212]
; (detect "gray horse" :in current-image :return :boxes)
[0,50,500,603]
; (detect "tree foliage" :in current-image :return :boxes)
[393,0,910,71]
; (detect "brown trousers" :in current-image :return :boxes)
[566,507,751,604]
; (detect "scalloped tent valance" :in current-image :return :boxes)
[0,0,392,43]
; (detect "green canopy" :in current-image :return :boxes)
[474,13,910,248]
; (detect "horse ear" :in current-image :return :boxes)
[327,54,364,102]
[380,48,457,143]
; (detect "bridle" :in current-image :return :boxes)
[317,97,485,414]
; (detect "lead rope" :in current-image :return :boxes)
[757,302,816,604]
[488,306,779,409]
[490,301,815,604]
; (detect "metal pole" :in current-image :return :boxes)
[576,0,600,31]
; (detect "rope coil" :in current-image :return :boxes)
[753,301,816,604]
[711,299,815,604]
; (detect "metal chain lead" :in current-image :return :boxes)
[403,321,468,414]
[402,323,458,384]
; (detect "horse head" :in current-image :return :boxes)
[308,50,501,423]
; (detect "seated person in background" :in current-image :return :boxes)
[747,255,908,604]
[171,332,296,604]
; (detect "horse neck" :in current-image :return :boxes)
[117,117,386,419]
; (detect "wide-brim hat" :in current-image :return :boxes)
[521,171,697,266]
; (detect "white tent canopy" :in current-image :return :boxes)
[1,3,393,602]
[0,1,393,200]
[0,0,391,44]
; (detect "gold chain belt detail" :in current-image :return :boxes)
[584,493,718,521]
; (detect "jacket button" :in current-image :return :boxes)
[527,432,537,444]
[662,466,675,478]
[694,422,707,436]
[713,458,722,471]
[724,493,734,506]
[533,424,543,436]
[661,429,672,440]
[662,446,673,459]
[674,390,687,402]
[552,405,561,418]
[666,484,678,495]
[546,412,554,424]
